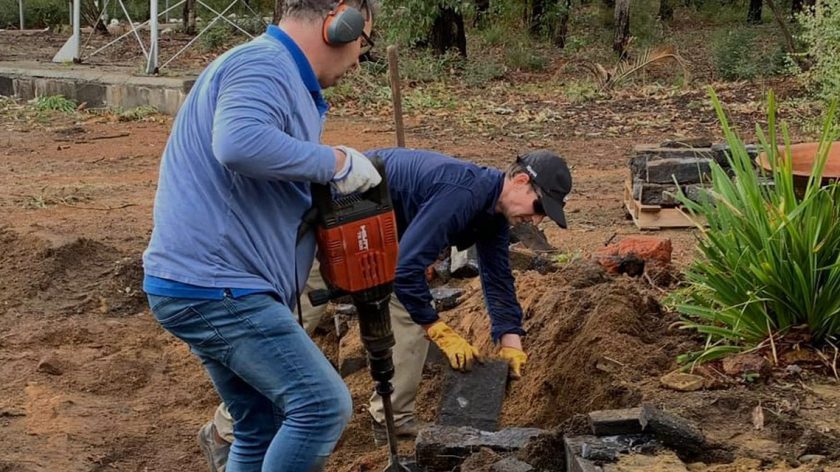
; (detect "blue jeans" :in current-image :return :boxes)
[147,293,352,472]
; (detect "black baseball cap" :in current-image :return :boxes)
[516,150,573,228]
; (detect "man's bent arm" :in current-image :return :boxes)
[475,219,526,342]
[394,185,475,326]
[212,56,336,183]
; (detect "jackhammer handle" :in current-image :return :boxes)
[308,288,346,306]
[310,156,390,221]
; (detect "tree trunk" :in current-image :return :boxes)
[81,0,109,33]
[658,0,674,20]
[183,0,196,34]
[429,6,467,57]
[790,0,814,16]
[272,0,284,24]
[613,0,631,57]
[530,0,550,36]
[765,0,797,55]
[747,0,762,23]
[555,0,573,48]
[474,0,490,26]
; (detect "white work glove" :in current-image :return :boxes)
[331,146,382,195]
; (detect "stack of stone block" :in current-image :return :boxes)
[629,140,758,207]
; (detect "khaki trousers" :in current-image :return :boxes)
[215,262,429,443]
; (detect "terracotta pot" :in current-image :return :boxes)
[755,142,840,193]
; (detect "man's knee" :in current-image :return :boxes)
[334,382,353,426]
[315,380,353,429]
[285,378,353,432]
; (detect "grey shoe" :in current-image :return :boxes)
[198,421,230,472]
[371,417,430,447]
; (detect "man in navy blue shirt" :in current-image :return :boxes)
[205,147,573,468]
[376,147,572,368]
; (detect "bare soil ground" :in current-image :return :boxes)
[1,26,838,469]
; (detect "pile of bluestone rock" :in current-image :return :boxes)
[629,139,759,207]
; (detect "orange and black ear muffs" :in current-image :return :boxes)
[322,0,367,45]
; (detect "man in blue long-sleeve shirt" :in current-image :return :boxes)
[142,1,383,471]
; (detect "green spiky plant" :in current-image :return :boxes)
[32,95,77,113]
[670,89,840,366]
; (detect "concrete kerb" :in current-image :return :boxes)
[0,61,195,115]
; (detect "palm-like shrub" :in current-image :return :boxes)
[671,89,840,364]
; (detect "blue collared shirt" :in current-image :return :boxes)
[143,26,336,305]
[265,25,329,117]
[374,148,526,342]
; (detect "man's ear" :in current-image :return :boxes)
[514,173,531,185]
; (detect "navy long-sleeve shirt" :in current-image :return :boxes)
[371,148,526,342]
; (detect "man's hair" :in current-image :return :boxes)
[283,0,378,21]
[505,161,527,180]
[506,160,541,195]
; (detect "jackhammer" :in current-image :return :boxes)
[304,157,411,472]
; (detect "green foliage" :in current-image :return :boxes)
[1,0,271,29]
[230,15,267,35]
[530,0,571,40]
[712,28,760,80]
[670,89,840,365]
[563,80,600,103]
[1,0,67,28]
[503,40,548,72]
[711,27,794,81]
[116,105,159,121]
[403,85,457,112]
[399,51,461,83]
[552,249,582,264]
[799,0,840,103]
[629,0,665,46]
[693,0,757,24]
[323,65,391,110]
[478,22,508,47]
[200,23,232,51]
[462,58,506,87]
[32,95,77,113]
[379,0,473,47]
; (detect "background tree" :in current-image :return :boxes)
[613,0,630,57]
[555,0,573,47]
[475,0,490,25]
[766,0,797,55]
[81,0,108,33]
[380,0,470,56]
[747,0,762,23]
[658,0,674,20]
[183,0,196,34]
[530,0,551,35]
[790,0,814,16]
[429,5,467,56]
[272,0,284,24]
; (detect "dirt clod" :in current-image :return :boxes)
[660,372,706,392]
[36,355,63,375]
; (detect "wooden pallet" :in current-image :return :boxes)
[624,180,704,230]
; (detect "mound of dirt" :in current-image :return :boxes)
[0,228,145,317]
[444,260,695,428]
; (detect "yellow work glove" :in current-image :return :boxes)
[499,347,528,379]
[426,321,481,372]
